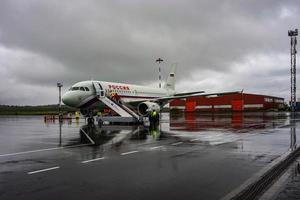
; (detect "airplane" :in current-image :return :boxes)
[62,65,238,123]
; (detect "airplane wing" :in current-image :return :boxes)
[121,91,204,104]
[124,91,242,106]
[157,91,240,101]
[173,91,205,96]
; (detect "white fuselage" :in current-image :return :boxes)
[62,80,175,109]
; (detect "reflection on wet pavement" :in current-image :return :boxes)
[273,113,299,200]
[169,112,288,131]
[0,112,294,158]
[0,112,299,200]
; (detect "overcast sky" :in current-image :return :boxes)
[0,0,299,105]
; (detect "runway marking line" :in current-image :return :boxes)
[190,138,201,142]
[150,146,163,150]
[81,157,105,164]
[171,142,183,146]
[0,144,91,157]
[27,166,60,175]
[121,151,139,156]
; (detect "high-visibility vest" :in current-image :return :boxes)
[152,111,157,117]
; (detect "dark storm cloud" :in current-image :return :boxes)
[0,0,299,105]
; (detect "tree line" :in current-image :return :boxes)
[0,104,77,115]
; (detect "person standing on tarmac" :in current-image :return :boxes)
[96,111,101,120]
[96,111,102,126]
[149,110,159,128]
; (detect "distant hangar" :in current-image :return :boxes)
[170,92,284,112]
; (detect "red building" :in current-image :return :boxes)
[170,92,284,112]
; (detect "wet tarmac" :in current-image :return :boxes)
[274,158,300,200]
[0,112,298,200]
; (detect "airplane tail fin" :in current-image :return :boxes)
[164,63,177,91]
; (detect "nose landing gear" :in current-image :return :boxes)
[80,109,96,126]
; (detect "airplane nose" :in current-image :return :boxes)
[62,93,70,105]
[62,92,77,107]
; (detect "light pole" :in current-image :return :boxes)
[156,58,163,88]
[288,29,298,152]
[288,29,298,112]
[57,82,63,121]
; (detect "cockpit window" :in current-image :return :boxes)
[70,86,89,91]
[71,87,79,91]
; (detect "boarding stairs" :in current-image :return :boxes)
[93,82,142,124]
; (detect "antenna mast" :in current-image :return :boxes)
[288,29,298,112]
[156,58,163,88]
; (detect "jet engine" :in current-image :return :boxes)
[137,102,161,116]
